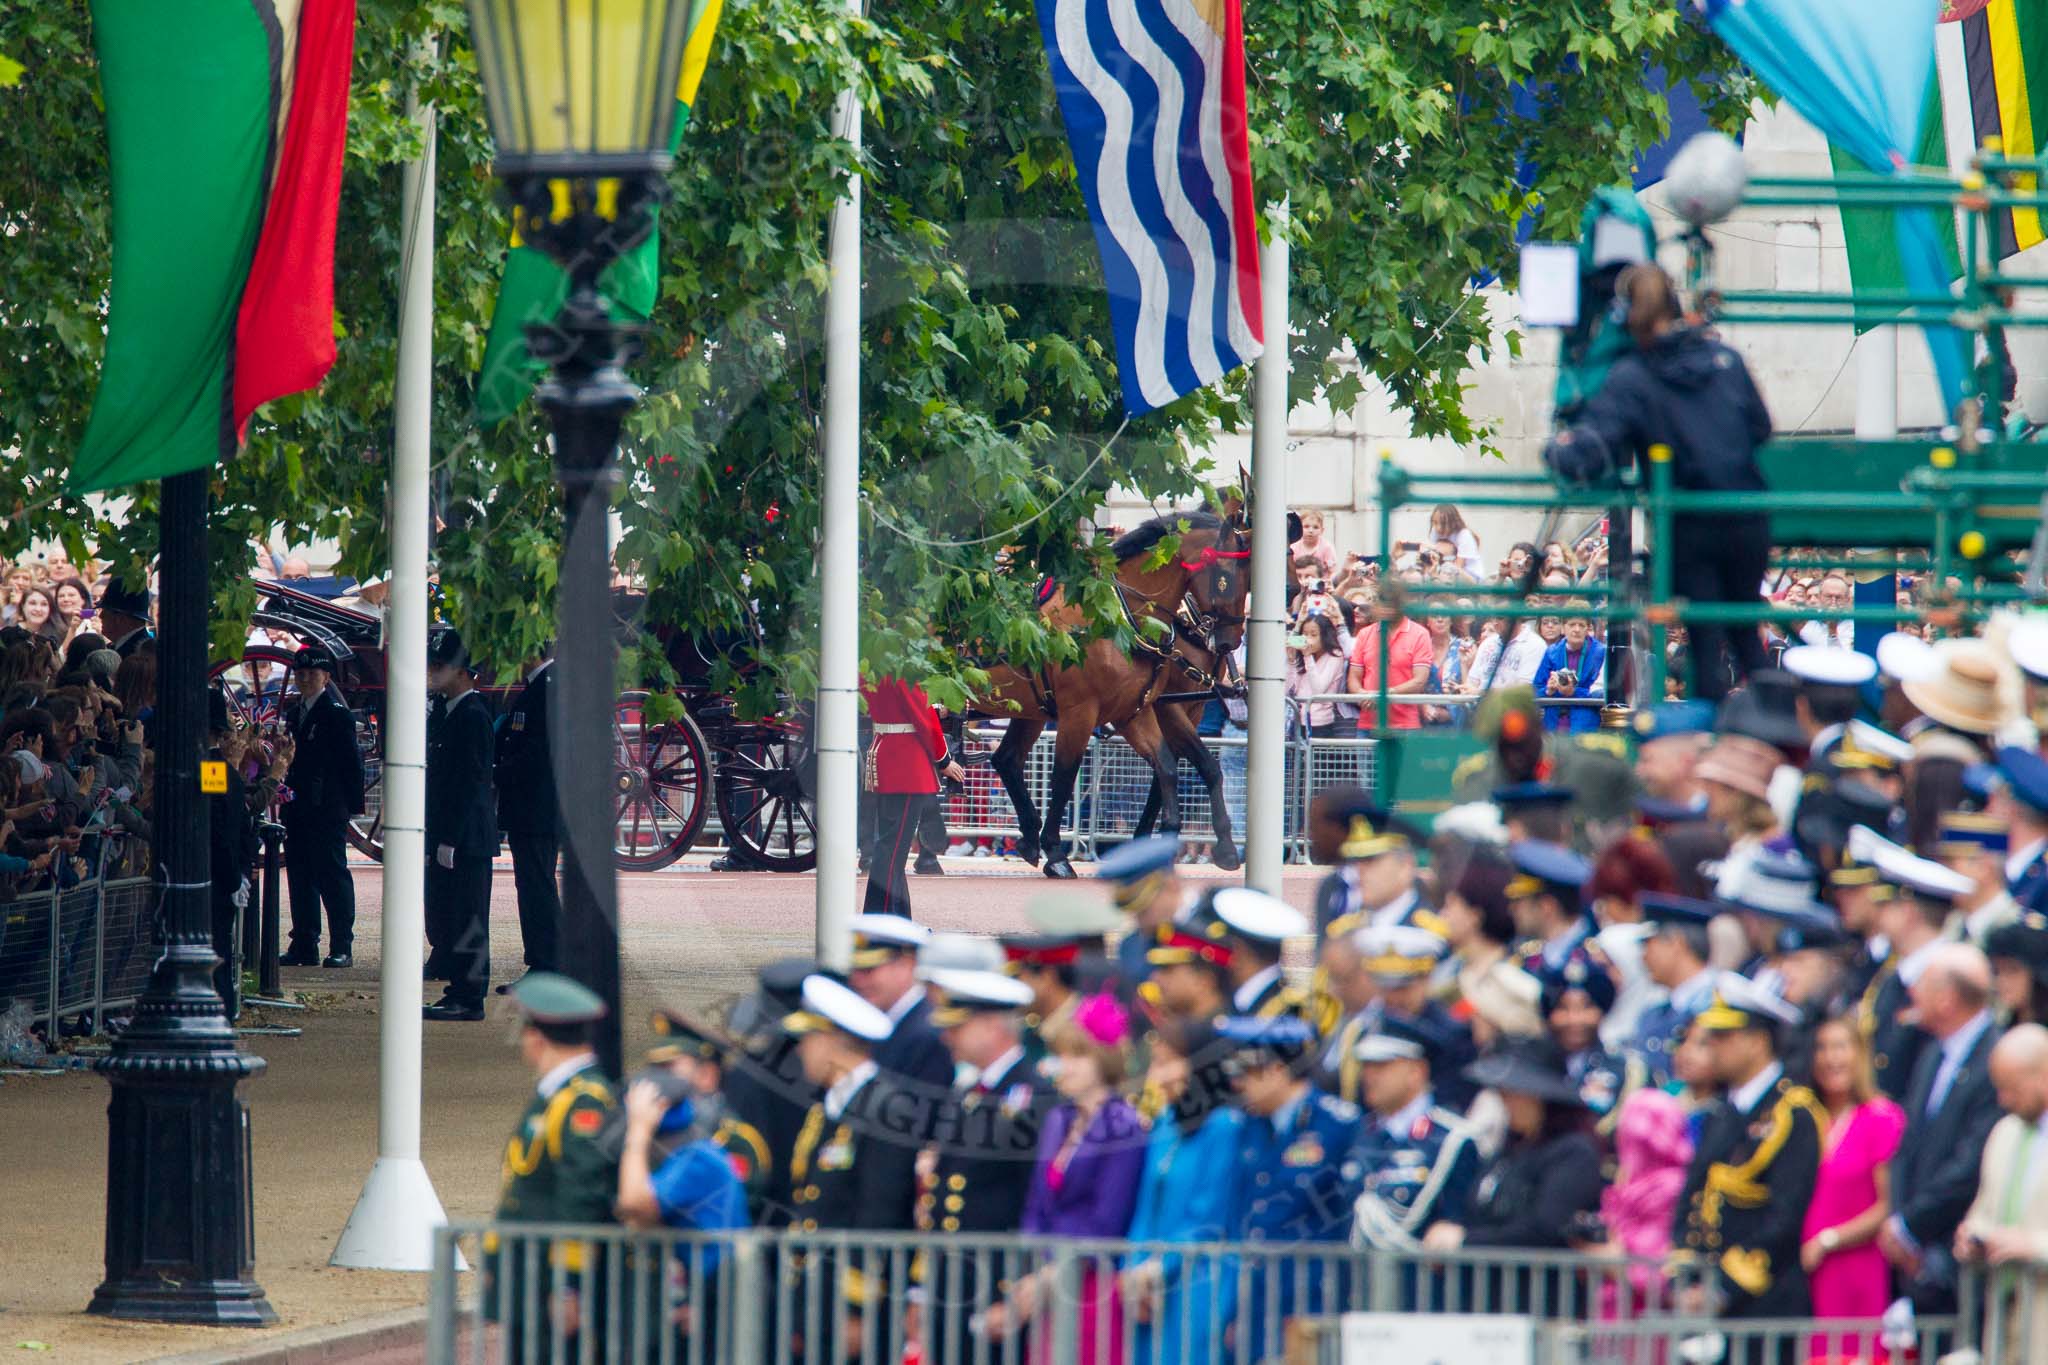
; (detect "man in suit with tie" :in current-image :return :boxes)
[1881,942,2004,1311]
[1956,1022,2048,1361]
[494,647,560,990]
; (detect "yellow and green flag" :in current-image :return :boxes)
[1951,0,2048,255]
[473,0,725,424]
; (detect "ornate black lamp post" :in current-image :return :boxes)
[466,0,698,1078]
[89,471,274,1323]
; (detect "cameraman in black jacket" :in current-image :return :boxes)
[1544,265,1774,701]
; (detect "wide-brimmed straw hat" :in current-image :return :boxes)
[1902,641,2012,736]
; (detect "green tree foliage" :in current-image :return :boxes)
[0,0,1747,695]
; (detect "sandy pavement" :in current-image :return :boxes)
[0,855,1318,1361]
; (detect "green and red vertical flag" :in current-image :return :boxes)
[472,0,725,424]
[70,0,358,494]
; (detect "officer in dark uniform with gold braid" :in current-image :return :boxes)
[1308,800,1443,1038]
[914,967,1054,1360]
[1672,974,1825,1365]
[780,974,919,1362]
[1828,855,1895,1005]
[1353,924,1479,1112]
[487,973,618,1364]
[1207,886,1330,1032]
[1313,799,1444,939]
[1849,826,1975,1100]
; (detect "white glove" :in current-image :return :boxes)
[231,876,251,911]
[435,844,455,869]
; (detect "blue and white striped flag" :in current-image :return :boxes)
[1035,0,1265,416]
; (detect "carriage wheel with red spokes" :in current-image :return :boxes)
[714,714,818,872]
[612,691,711,871]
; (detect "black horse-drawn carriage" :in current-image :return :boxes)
[209,580,818,872]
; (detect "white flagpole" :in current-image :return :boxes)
[1245,199,1290,895]
[332,81,453,1271]
[815,4,864,970]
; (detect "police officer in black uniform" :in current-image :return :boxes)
[1673,975,1825,1365]
[494,646,561,990]
[280,643,365,968]
[423,626,498,1021]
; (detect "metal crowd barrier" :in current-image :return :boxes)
[0,835,156,1043]
[1295,1311,1969,1364]
[937,724,1359,865]
[927,692,1593,866]
[427,1223,1995,1365]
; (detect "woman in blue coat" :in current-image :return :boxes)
[1120,1019,1242,1365]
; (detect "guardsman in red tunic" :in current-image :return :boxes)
[861,677,957,919]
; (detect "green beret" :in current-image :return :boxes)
[509,971,607,1025]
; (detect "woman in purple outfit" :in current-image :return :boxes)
[982,994,1146,1363]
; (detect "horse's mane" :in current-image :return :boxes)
[1111,509,1224,563]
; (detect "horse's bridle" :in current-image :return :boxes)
[1175,522,1251,664]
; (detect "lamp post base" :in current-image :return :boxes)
[90,469,273,1326]
[87,963,274,1324]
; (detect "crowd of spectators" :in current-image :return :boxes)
[0,614,154,900]
[1,552,109,654]
[1279,507,1970,736]
[1281,502,1626,737]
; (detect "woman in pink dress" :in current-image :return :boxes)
[1801,1014,1907,1364]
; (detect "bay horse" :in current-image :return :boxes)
[975,509,1250,878]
